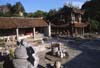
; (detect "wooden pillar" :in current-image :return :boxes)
[80,28,82,35]
[33,27,35,38]
[71,13,75,23]
[16,28,19,40]
[79,15,82,23]
[83,27,84,36]
[71,13,75,37]
[75,28,78,36]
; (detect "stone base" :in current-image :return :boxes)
[45,51,69,64]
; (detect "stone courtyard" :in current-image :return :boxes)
[0,38,100,68]
[38,38,100,68]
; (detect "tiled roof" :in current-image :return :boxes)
[73,8,85,15]
[0,17,48,29]
[74,22,88,28]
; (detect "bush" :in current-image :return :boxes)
[9,48,15,60]
[0,39,5,47]
[0,63,3,68]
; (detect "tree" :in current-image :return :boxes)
[46,9,57,21]
[15,2,25,13]
[6,3,12,10]
[46,5,74,25]
[90,19,99,32]
[82,0,100,32]
[0,2,25,17]
[12,2,25,16]
[0,12,4,17]
[32,10,47,18]
[82,0,100,20]
[4,3,13,17]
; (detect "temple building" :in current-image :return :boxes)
[51,7,88,37]
[0,17,51,41]
[70,8,88,37]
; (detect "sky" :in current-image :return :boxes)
[0,0,87,13]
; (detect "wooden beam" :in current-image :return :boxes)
[75,28,78,36]
[33,27,35,38]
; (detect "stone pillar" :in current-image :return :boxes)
[48,22,51,37]
[16,28,19,40]
[54,61,61,68]
[33,27,35,38]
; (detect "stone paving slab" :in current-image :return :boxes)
[38,38,100,68]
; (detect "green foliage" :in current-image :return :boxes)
[9,48,15,60]
[82,0,100,20]
[46,9,57,21]
[0,2,25,17]
[12,2,25,14]
[0,39,5,47]
[90,19,99,30]
[48,9,57,17]
[0,64,3,68]
[23,12,28,17]
[32,10,47,18]
[46,5,74,24]
[82,0,100,32]
[0,12,4,17]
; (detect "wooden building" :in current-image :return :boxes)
[71,8,88,37]
[51,7,88,37]
[0,17,51,41]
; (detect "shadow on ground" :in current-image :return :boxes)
[0,53,14,68]
[63,38,100,68]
